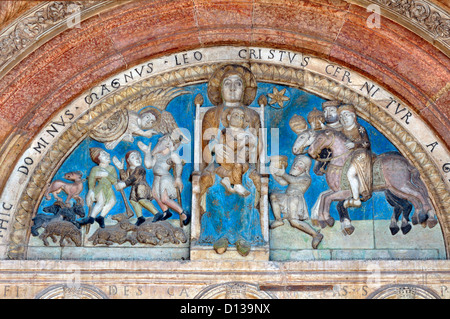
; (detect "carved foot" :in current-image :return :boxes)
[344,198,362,209]
[236,239,251,257]
[312,232,324,249]
[213,237,229,254]
[136,216,146,226]
[270,219,285,229]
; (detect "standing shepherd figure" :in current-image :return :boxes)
[113,150,162,226]
[79,148,121,229]
[138,133,191,227]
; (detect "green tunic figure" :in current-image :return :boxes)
[79,147,119,228]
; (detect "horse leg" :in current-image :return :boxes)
[336,200,355,235]
[385,190,400,235]
[315,190,333,227]
[384,189,414,235]
[398,182,430,225]
[411,173,438,228]
[320,190,352,229]
[387,186,424,226]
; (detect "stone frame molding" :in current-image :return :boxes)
[0,0,131,77]
[1,46,448,260]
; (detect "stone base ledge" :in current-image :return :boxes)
[0,259,447,298]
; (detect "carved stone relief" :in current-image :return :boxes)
[194,282,276,299]
[0,1,121,75]
[0,47,448,262]
[367,284,441,299]
[35,284,109,299]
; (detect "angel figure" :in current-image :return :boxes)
[91,87,190,150]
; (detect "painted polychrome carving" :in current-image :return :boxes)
[25,60,445,261]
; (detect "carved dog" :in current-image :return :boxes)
[39,220,82,247]
[31,202,85,236]
[44,171,84,206]
[88,213,138,246]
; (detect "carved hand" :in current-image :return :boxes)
[345,141,355,149]
[174,178,183,192]
[142,129,158,138]
[138,141,151,154]
[116,181,126,191]
[112,156,124,170]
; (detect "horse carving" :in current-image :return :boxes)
[295,129,437,235]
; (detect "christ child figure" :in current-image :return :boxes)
[214,107,258,197]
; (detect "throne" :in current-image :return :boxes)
[190,94,270,260]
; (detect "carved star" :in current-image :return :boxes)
[268,87,289,108]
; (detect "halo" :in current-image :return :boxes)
[207,64,257,106]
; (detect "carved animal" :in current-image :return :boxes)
[59,203,85,228]
[39,220,82,247]
[308,130,438,234]
[44,171,84,206]
[136,220,187,245]
[88,213,138,246]
[31,202,85,236]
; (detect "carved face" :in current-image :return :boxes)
[98,150,111,165]
[227,108,245,128]
[140,112,157,130]
[221,74,244,103]
[152,135,174,156]
[324,106,339,124]
[291,158,308,175]
[339,110,356,128]
[127,151,142,168]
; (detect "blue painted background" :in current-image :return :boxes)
[38,82,402,223]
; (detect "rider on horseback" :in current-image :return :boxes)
[338,104,373,208]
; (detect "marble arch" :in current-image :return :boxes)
[0,0,448,299]
[2,47,449,259]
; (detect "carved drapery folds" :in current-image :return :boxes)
[5,58,450,260]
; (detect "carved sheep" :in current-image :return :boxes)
[39,220,82,247]
[136,220,187,245]
[88,213,138,246]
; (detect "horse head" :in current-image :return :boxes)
[307,129,335,159]
[292,129,316,155]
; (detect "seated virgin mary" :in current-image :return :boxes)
[196,64,264,257]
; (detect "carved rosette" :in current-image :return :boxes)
[6,61,450,259]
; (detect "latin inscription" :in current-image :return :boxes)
[8,46,450,243]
